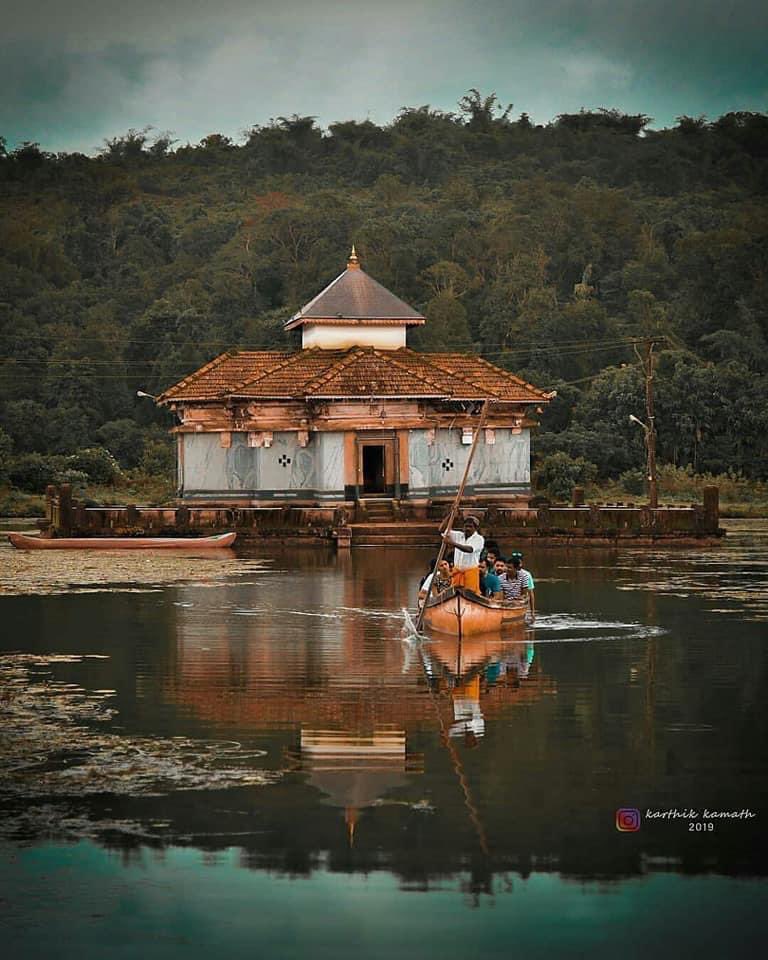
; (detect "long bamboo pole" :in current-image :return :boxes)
[415,400,492,633]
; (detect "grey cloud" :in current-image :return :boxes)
[1,0,766,153]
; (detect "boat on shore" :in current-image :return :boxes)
[422,585,527,637]
[8,531,237,550]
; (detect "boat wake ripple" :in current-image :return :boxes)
[529,614,667,643]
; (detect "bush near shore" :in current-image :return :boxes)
[0,438,176,516]
[0,473,176,517]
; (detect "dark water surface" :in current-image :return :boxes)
[1,521,767,957]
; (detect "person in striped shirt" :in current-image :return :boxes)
[510,550,535,621]
[497,555,528,603]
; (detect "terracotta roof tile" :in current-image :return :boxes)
[230,351,345,397]
[425,353,551,402]
[159,347,550,405]
[157,351,291,402]
[304,349,449,398]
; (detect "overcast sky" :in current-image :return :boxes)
[2,0,766,154]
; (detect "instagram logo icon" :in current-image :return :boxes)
[616,808,641,832]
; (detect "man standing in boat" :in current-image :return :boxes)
[440,515,485,594]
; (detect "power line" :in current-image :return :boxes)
[0,357,204,367]
[0,332,644,353]
[0,337,641,364]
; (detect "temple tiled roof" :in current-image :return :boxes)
[157,351,292,402]
[284,251,425,329]
[158,347,550,404]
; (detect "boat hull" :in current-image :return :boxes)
[8,532,237,550]
[423,586,527,637]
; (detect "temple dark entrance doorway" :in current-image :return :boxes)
[362,445,385,493]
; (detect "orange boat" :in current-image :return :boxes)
[422,586,527,637]
[8,531,237,550]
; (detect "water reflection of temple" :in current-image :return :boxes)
[113,545,768,882]
[297,728,421,844]
[162,550,555,830]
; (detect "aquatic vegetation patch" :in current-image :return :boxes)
[0,654,280,810]
[0,549,271,597]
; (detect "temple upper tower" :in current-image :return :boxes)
[283,247,425,350]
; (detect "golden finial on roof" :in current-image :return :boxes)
[347,244,360,270]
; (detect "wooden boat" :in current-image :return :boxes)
[8,531,237,550]
[422,585,527,637]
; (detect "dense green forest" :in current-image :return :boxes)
[1,93,767,503]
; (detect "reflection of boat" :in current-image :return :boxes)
[9,531,237,550]
[423,586,527,637]
[417,636,539,748]
[422,631,528,682]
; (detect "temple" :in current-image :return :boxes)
[158,249,552,520]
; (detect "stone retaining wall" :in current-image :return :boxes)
[40,484,723,546]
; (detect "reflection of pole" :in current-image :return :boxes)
[644,636,656,772]
[414,641,489,856]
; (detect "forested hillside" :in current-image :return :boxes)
[1,93,767,501]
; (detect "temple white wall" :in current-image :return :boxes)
[317,433,345,493]
[181,427,529,500]
[182,432,255,492]
[301,324,406,350]
[181,432,345,499]
[407,428,530,496]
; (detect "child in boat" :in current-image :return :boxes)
[440,515,484,594]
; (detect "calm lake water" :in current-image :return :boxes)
[1,521,767,958]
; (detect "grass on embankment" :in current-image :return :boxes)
[584,466,768,518]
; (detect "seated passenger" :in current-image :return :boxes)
[483,539,500,564]
[419,558,453,604]
[478,559,503,600]
[510,550,535,621]
[419,557,438,590]
[501,555,529,603]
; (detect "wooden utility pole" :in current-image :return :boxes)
[635,338,664,509]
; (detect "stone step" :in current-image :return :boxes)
[351,523,439,535]
[352,536,438,546]
[352,531,440,551]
